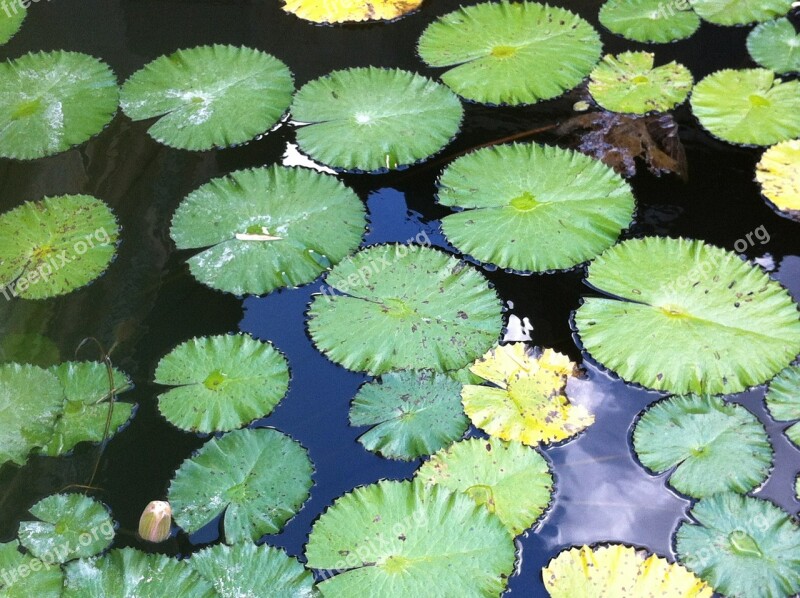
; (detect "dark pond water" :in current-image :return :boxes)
[1,0,799,595]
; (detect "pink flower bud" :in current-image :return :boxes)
[138,500,172,543]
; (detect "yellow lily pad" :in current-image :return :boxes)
[756,139,800,220]
[282,0,422,24]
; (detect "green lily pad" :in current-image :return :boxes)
[747,18,800,75]
[120,45,293,150]
[575,237,800,395]
[349,371,469,461]
[416,437,553,536]
[0,51,118,159]
[0,4,25,44]
[291,67,463,172]
[63,548,216,597]
[765,364,800,448]
[170,166,365,296]
[305,479,516,596]
[689,0,793,25]
[155,334,289,433]
[0,195,119,300]
[307,244,502,375]
[599,0,701,44]
[588,52,693,115]
[417,1,601,106]
[0,540,64,597]
[633,394,773,498]
[0,333,59,366]
[189,542,317,597]
[18,493,115,563]
[675,492,800,598]
[437,143,635,272]
[690,69,800,146]
[168,428,313,543]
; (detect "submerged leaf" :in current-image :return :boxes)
[747,18,800,75]
[756,139,800,221]
[765,364,800,448]
[599,0,700,43]
[689,0,793,25]
[0,4,25,44]
[282,0,422,23]
[0,540,63,597]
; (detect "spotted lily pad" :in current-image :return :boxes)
[282,0,422,23]
[416,437,553,536]
[675,493,800,598]
[155,334,289,433]
[291,67,462,172]
[350,371,469,460]
[633,394,773,498]
[599,0,701,43]
[756,139,800,221]
[305,479,516,596]
[747,18,800,75]
[168,428,313,543]
[121,45,293,150]
[765,364,800,448]
[689,0,793,25]
[437,143,635,272]
[307,244,502,375]
[543,544,713,597]
[0,51,118,159]
[588,52,693,114]
[0,4,25,45]
[0,540,63,597]
[575,237,800,395]
[690,69,800,146]
[461,343,594,446]
[170,166,366,296]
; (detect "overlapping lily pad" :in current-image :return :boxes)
[0,5,25,45]
[461,343,594,446]
[305,479,516,596]
[168,428,313,543]
[574,237,800,394]
[282,0,422,23]
[689,0,793,25]
[416,437,553,536]
[690,69,800,146]
[0,51,118,159]
[417,1,601,105]
[307,244,502,375]
[747,18,800,75]
[170,166,366,296]
[291,67,462,172]
[154,334,290,433]
[756,139,800,221]
[0,540,63,596]
[765,364,800,448]
[437,143,635,272]
[588,52,693,114]
[350,371,468,460]
[599,0,701,43]
[18,493,114,563]
[0,195,119,300]
[543,544,713,597]
[120,45,293,150]
[675,492,800,598]
[633,394,773,498]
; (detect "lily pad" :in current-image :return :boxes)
[747,18,800,75]
[307,244,502,375]
[0,195,119,300]
[574,237,800,395]
[0,51,118,159]
[63,548,216,597]
[461,343,594,446]
[690,69,800,146]
[416,437,553,536]
[349,371,469,460]
[765,364,800,448]
[632,394,773,498]
[0,4,25,44]
[305,479,516,596]
[599,0,701,43]
[120,45,293,150]
[417,1,601,106]
[189,542,317,597]
[756,139,800,221]
[18,493,115,563]
[170,166,366,296]
[282,0,422,23]
[588,52,693,115]
[543,544,713,597]
[689,0,793,25]
[0,333,59,366]
[437,143,635,272]
[0,540,64,597]
[168,427,313,543]
[154,334,290,433]
[675,492,800,598]
[291,67,463,172]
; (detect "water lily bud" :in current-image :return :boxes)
[138,500,172,543]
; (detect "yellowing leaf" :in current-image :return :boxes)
[543,544,713,598]
[756,139,800,217]
[282,0,423,24]
[462,344,593,446]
